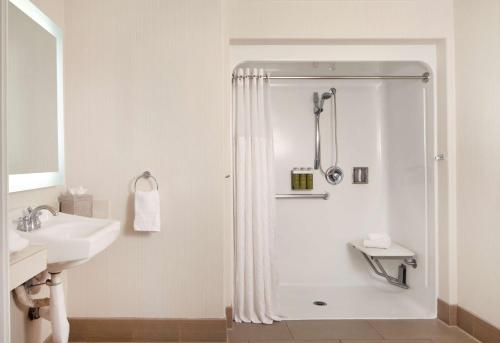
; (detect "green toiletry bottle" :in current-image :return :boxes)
[291,168,300,190]
[299,168,307,190]
[306,168,314,190]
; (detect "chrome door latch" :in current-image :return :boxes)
[434,153,445,161]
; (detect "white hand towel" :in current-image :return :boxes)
[134,190,160,232]
[363,233,391,249]
[363,238,391,249]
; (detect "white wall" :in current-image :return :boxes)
[64,0,225,318]
[455,0,500,328]
[272,79,389,287]
[228,0,454,40]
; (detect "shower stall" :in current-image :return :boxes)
[232,58,437,320]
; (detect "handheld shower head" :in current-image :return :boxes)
[322,91,334,99]
[319,92,332,111]
[315,88,337,115]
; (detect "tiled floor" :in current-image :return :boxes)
[70,319,479,343]
[228,319,479,343]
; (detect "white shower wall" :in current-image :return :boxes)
[267,65,435,319]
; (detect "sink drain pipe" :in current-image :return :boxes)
[13,272,70,343]
[13,283,50,309]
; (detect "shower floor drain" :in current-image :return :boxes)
[313,301,327,306]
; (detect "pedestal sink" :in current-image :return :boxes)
[18,212,120,272]
[14,211,120,343]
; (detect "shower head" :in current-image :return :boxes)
[321,88,336,101]
[314,88,336,115]
[322,92,333,100]
[318,92,331,112]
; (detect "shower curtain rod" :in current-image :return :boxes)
[232,72,430,82]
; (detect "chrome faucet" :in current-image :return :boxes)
[16,205,58,232]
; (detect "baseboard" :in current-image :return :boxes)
[437,298,457,325]
[457,306,500,343]
[225,306,233,329]
[68,318,227,342]
[437,299,500,342]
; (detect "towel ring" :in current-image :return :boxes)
[134,171,159,191]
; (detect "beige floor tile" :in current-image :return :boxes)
[228,322,293,342]
[70,319,482,343]
[429,329,480,343]
[287,320,382,340]
[178,320,227,341]
[368,319,469,340]
[253,340,340,343]
[340,340,432,343]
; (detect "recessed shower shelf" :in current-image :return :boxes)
[350,240,417,289]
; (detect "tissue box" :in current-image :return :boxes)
[59,194,93,217]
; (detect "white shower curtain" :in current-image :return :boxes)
[233,68,280,324]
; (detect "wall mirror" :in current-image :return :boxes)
[7,0,64,192]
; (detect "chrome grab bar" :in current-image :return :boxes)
[275,192,329,200]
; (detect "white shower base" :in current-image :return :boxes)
[278,285,434,319]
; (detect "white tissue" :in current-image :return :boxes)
[68,186,88,195]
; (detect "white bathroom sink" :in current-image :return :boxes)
[18,213,120,272]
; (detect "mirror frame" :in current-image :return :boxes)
[8,0,64,193]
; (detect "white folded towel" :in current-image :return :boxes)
[363,232,391,249]
[367,233,390,241]
[134,190,160,232]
